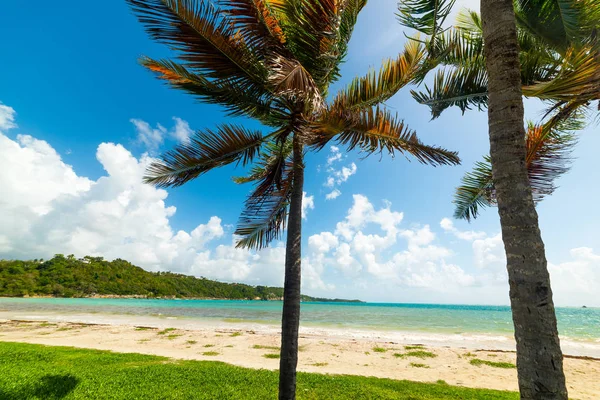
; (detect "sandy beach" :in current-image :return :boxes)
[1,315,599,399]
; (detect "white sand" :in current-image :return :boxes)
[1,315,599,399]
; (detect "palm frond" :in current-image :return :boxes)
[454,115,579,221]
[144,124,269,187]
[268,56,324,111]
[522,46,600,103]
[397,0,457,52]
[513,0,587,51]
[312,106,460,166]
[235,160,293,250]
[455,8,482,35]
[411,65,488,118]
[219,0,287,52]
[276,0,347,91]
[233,138,293,184]
[127,0,267,87]
[331,39,426,111]
[142,58,290,126]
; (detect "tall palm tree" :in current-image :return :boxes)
[126,1,460,399]
[399,0,598,398]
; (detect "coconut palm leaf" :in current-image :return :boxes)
[142,58,290,126]
[127,0,267,88]
[397,0,457,52]
[219,0,287,52]
[513,0,588,52]
[268,56,324,111]
[235,162,294,249]
[233,138,293,184]
[454,116,579,221]
[144,125,269,187]
[331,39,426,111]
[411,65,488,118]
[276,0,362,91]
[313,106,460,165]
[522,46,600,103]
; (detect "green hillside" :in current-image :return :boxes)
[0,255,361,302]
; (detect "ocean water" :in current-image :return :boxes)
[1,298,598,342]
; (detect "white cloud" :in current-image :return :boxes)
[130,118,166,152]
[440,218,486,241]
[326,146,342,165]
[0,103,17,131]
[549,248,600,306]
[325,189,341,200]
[171,117,193,144]
[130,117,194,152]
[302,192,315,219]
[321,146,357,200]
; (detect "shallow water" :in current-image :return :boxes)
[1,298,598,341]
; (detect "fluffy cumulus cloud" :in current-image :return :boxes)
[323,146,357,200]
[0,103,17,131]
[130,116,194,152]
[303,194,476,292]
[440,218,486,241]
[302,192,315,219]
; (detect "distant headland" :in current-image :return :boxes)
[0,255,363,303]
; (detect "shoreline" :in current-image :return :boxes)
[1,317,599,399]
[1,310,598,357]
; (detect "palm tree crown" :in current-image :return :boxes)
[399,0,599,220]
[128,0,460,249]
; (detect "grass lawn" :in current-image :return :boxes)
[0,342,518,399]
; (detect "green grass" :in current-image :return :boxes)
[38,322,57,328]
[409,363,430,368]
[202,351,219,356]
[470,359,516,369]
[393,351,437,359]
[0,342,519,399]
[186,340,197,345]
[225,345,234,348]
[372,347,387,353]
[252,345,280,351]
[310,363,328,367]
[55,327,73,332]
[404,345,424,350]
[156,328,176,335]
[166,334,182,340]
[263,353,280,359]
[135,327,152,331]
[230,332,242,337]
[203,344,215,348]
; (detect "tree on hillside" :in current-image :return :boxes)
[126,1,460,399]
[398,0,599,397]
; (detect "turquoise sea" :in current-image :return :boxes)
[1,298,598,341]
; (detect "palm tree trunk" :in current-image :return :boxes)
[480,0,568,398]
[278,133,304,400]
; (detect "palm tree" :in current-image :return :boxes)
[399,0,598,397]
[404,2,599,219]
[126,1,460,399]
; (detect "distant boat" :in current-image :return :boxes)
[582,305,588,308]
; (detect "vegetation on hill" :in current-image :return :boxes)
[0,255,361,302]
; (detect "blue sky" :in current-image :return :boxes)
[1,0,598,306]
